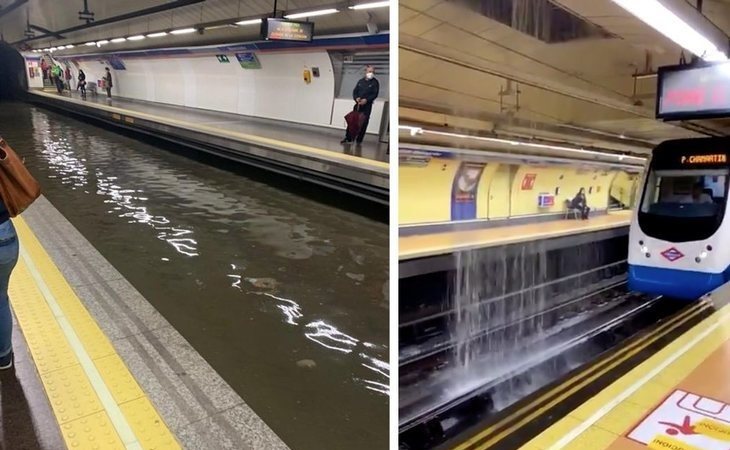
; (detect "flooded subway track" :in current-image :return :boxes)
[0,102,389,450]
[398,234,677,449]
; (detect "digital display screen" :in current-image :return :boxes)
[681,154,727,165]
[261,18,314,42]
[657,63,730,120]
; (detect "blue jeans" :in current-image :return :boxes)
[0,220,19,357]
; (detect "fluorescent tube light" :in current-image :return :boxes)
[56,45,65,50]
[65,44,75,48]
[96,40,109,46]
[349,1,390,10]
[284,8,338,19]
[170,28,196,35]
[111,37,126,43]
[146,31,168,38]
[399,126,647,163]
[85,42,96,46]
[127,35,145,41]
[236,18,262,25]
[611,0,727,62]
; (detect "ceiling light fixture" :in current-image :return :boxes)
[611,0,728,62]
[146,31,168,38]
[85,41,96,46]
[111,37,126,43]
[96,40,109,46]
[349,1,390,10]
[65,44,75,48]
[235,18,262,25]
[284,8,339,19]
[170,27,196,35]
[127,35,145,41]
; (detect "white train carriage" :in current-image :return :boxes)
[629,137,730,300]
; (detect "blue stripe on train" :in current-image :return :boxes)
[628,264,729,300]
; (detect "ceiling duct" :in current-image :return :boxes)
[461,0,615,43]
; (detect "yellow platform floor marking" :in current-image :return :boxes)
[400,210,631,260]
[10,216,180,450]
[29,90,389,172]
[523,303,730,450]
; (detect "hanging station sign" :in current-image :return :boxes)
[261,18,314,42]
[656,62,730,120]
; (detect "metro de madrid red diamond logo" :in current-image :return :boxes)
[661,247,685,262]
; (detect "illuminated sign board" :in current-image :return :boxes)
[261,18,314,42]
[681,154,727,164]
[657,63,730,120]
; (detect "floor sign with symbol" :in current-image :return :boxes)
[627,389,730,449]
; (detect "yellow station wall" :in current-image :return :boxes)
[400,157,638,226]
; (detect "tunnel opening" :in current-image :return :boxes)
[0,43,27,101]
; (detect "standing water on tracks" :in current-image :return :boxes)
[0,103,389,450]
[447,240,614,408]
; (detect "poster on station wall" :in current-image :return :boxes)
[521,173,537,190]
[624,389,730,449]
[451,162,486,221]
[107,56,126,70]
[235,52,261,69]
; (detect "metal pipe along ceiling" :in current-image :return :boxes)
[12,0,206,45]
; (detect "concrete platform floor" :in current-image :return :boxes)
[40,88,388,163]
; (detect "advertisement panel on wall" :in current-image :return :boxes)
[451,162,486,221]
[235,52,261,69]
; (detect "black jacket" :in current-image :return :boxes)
[352,77,379,115]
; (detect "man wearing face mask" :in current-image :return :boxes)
[342,65,379,145]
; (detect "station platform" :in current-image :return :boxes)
[399,210,632,261]
[4,196,287,449]
[447,286,730,450]
[26,89,389,204]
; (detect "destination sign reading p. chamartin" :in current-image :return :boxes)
[262,18,314,42]
[657,63,730,120]
[680,154,728,165]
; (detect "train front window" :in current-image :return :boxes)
[639,169,729,242]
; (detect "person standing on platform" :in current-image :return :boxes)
[40,58,48,81]
[104,67,113,99]
[78,70,87,99]
[64,66,72,91]
[571,187,591,220]
[341,65,379,145]
[52,64,63,94]
[0,200,18,370]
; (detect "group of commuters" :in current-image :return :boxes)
[75,68,112,99]
[40,58,113,100]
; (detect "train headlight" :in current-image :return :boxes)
[641,246,648,253]
[701,251,708,259]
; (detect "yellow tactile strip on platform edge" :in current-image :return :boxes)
[9,216,180,450]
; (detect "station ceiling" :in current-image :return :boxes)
[0,0,388,51]
[400,0,730,157]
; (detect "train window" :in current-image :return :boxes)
[638,169,729,242]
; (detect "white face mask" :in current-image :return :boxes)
[366,72,374,79]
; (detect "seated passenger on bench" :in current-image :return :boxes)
[570,187,590,220]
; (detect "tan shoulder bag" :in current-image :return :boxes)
[0,138,41,217]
